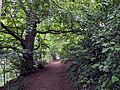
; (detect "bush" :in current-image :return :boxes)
[67,0,120,89]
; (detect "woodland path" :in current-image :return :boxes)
[24,61,75,90]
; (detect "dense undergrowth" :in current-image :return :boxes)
[67,0,120,90]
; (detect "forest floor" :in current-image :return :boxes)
[24,60,76,90]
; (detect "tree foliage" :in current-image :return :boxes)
[67,0,120,89]
[0,0,120,89]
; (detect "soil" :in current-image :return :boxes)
[24,61,76,90]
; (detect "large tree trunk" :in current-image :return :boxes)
[20,52,36,76]
[20,10,37,76]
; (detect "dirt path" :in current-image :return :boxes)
[24,61,75,90]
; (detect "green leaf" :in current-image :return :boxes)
[110,42,115,45]
[102,48,109,53]
[102,43,110,47]
[91,63,99,68]
[115,48,120,51]
[112,75,119,83]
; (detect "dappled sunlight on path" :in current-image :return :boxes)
[24,61,75,90]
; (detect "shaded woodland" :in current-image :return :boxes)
[0,0,120,90]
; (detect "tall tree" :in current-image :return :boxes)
[0,0,81,76]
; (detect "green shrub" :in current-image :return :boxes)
[67,0,120,89]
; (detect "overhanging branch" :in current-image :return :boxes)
[0,21,25,46]
[36,29,81,34]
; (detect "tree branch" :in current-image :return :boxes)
[0,21,25,47]
[36,29,81,34]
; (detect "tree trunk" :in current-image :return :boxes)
[20,52,36,76]
[20,10,37,76]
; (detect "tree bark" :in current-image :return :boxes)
[20,52,36,76]
[20,10,37,76]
